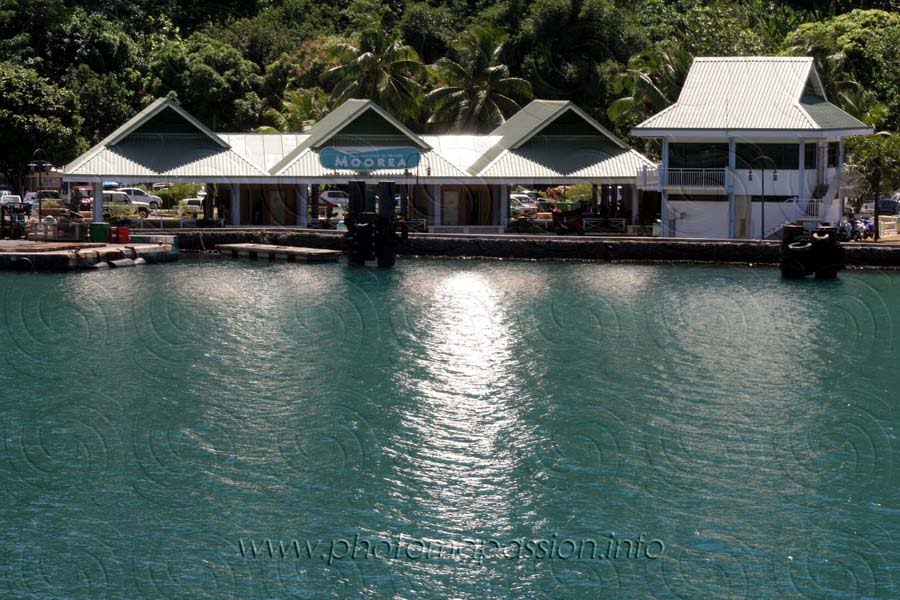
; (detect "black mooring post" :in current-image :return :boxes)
[346,180,370,266]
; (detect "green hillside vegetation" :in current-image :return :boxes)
[2,0,899,189]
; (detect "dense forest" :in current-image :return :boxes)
[1,0,899,192]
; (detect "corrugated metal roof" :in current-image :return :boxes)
[275,147,469,179]
[633,57,871,133]
[268,100,430,175]
[218,134,307,172]
[421,135,501,172]
[64,98,229,174]
[799,96,869,130]
[468,100,628,175]
[65,137,268,178]
[479,138,654,179]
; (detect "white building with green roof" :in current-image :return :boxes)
[632,56,873,239]
[64,97,654,231]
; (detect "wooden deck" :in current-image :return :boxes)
[215,243,342,262]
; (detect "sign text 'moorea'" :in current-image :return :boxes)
[319,147,421,171]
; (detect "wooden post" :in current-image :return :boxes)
[229,183,241,226]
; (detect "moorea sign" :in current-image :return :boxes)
[319,147,421,171]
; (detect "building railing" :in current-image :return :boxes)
[667,168,727,188]
[638,166,728,189]
[794,199,822,219]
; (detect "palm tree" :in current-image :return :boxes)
[325,29,425,121]
[426,26,532,133]
[607,46,693,130]
[257,88,330,133]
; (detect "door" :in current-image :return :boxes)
[443,191,459,226]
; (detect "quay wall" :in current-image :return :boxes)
[146,228,900,268]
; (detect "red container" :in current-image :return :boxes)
[117,226,130,244]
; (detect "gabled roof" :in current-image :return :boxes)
[468,100,629,175]
[269,100,431,175]
[632,57,873,135]
[64,97,229,174]
[275,146,469,179]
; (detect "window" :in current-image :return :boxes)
[827,142,839,168]
[668,143,728,169]
[804,143,817,168]
[735,144,799,170]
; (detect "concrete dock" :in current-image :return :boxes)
[215,243,342,262]
[0,239,178,271]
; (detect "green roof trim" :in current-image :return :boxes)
[468,100,628,176]
[269,100,430,176]
[799,96,870,130]
[64,97,229,174]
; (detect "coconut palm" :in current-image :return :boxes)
[325,29,425,121]
[426,26,532,133]
[607,46,693,129]
[257,87,330,133]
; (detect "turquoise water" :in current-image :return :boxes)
[1,258,898,598]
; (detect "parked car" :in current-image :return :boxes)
[0,194,22,205]
[509,193,538,217]
[23,190,61,205]
[103,190,151,217]
[319,190,349,208]
[877,197,900,216]
[178,197,203,216]
[117,187,163,209]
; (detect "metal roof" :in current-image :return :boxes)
[64,98,230,174]
[268,100,431,175]
[274,147,470,179]
[468,100,629,175]
[478,137,654,180]
[632,57,873,135]
[218,134,307,172]
[64,135,268,179]
[63,97,655,183]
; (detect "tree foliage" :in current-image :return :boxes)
[427,26,532,132]
[0,0,899,191]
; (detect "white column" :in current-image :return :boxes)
[92,179,104,222]
[728,137,736,239]
[798,141,806,207]
[498,184,508,225]
[296,184,308,227]
[230,183,241,226]
[430,184,441,226]
[661,138,670,236]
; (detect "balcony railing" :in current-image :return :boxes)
[667,168,727,188]
[638,167,728,190]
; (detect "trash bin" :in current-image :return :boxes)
[89,222,110,243]
[117,226,130,244]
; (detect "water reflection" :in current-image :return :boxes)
[388,270,534,539]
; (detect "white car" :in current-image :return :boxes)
[509,193,538,217]
[103,191,151,216]
[0,194,22,205]
[117,187,163,210]
[319,190,349,208]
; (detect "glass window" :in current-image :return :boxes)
[668,143,729,169]
[735,144,799,170]
[827,142,839,168]
[804,143,817,168]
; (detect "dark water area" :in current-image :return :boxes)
[1,257,898,598]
